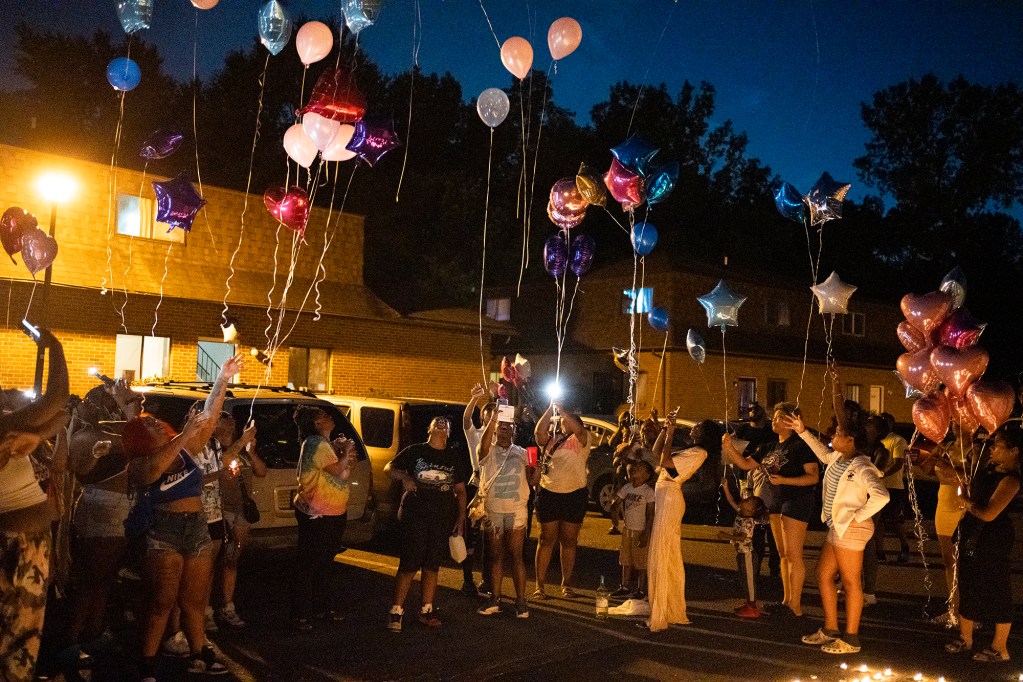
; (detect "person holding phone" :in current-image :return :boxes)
[461,384,495,597]
[0,324,69,682]
[531,401,591,600]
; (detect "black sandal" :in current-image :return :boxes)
[944,638,972,654]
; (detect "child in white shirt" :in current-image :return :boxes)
[611,460,655,599]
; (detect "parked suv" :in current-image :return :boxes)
[134,383,375,544]
[317,395,470,523]
[583,415,726,522]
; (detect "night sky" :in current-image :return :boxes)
[2,0,1022,213]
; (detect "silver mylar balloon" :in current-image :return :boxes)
[258,0,293,56]
[939,266,967,309]
[697,279,747,330]
[810,271,858,315]
[686,329,706,364]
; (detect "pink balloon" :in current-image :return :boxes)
[603,158,644,207]
[321,124,356,162]
[930,345,988,397]
[283,123,318,168]
[896,349,940,393]
[547,201,585,231]
[191,0,218,8]
[913,391,951,444]
[896,320,929,353]
[948,392,980,435]
[501,36,533,80]
[966,380,1016,434]
[296,21,333,65]
[302,112,341,152]
[263,185,310,236]
[547,17,582,60]
[900,291,953,336]
[936,307,987,350]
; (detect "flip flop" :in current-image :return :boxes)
[561,587,578,598]
[530,589,550,601]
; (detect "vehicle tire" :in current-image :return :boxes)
[594,475,615,517]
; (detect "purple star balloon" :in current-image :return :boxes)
[140,128,185,161]
[152,173,206,232]
[345,116,400,167]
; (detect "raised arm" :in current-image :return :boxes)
[129,411,211,486]
[463,383,485,431]
[0,330,69,435]
[533,403,555,448]
[721,433,758,471]
[184,355,242,456]
[961,475,1021,523]
[653,411,677,470]
[477,409,499,462]
[559,409,588,447]
[785,414,836,465]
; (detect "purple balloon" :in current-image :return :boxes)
[543,234,568,279]
[345,116,400,167]
[152,172,206,233]
[569,234,595,277]
[140,128,184,161]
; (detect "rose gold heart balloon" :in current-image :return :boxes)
[900,291,953,336]
[912,391,951,444]
[966,379,1016,434]
[930,345,988,397]
[896,349,940,393]
[948,392,980,435]
[896,321,928,353]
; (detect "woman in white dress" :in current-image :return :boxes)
[644,414,720,632]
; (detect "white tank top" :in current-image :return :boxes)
[0,456,47,514]
[540,434,591,493]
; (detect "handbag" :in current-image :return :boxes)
[124,486,155,542]
[239,474,261,524]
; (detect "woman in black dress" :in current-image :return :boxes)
[943,423,1021,663]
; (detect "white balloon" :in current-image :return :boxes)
[302,112,342,151]
[477,87,510,128]
[322,124,357,161]
[283,123,318,168]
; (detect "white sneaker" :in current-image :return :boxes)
[204,606,219,633]
[863,593,878,605]
[161,631,191,658]
[217,603,246,628]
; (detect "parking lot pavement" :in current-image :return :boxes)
[79,511,1023,681]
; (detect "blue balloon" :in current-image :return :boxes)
[258,0,293,56]
[610,135,659,176]
[106,58,141,92]
[773,181,807,223]
[648,306,670,332]
[645,161,678,205]
[631,222,658,256]
[342,0,382,35]
[116,0,153,34]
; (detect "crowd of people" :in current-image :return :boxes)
[1,328,1020,682]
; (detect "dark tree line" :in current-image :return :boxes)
[3,27,1022,371]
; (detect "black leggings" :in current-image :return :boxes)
[291,510,347,619]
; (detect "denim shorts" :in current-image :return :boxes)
[146,510,212,557]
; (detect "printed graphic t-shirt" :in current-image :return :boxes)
[617,482,654,532]
[390,442,470,514]
[195,439,223,523]
[480,443,529,514]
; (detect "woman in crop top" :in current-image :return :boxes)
[124,355,242,680]
[0,327,69,682]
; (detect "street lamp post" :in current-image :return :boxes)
[33,171,76,394]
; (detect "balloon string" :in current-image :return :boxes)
[626,250,639,418]
[650,331,668,411]
[626,0,681,138]
[117,163,146,334]
[477,129,494,386]
[721,326,729,426]
[394,0,422,203]
[102,90,128,296]
[902,428,934,615]
[477,0,503,50]
[23,278,39,321]
[264,224,283,351]
[815,313,836,432]
[599,206,631,236]
[223,53,270,324]
[516,80,528,297]
[637,255,646,359]
[191,8,217,254]
[152,243,172,337]
[522,60,554,278]
[311,163,358,323]
[800,0,822,138]
[796,219,825,408]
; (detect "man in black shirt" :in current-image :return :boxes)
[384,417,468,632]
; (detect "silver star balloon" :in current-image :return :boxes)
[811,271,858,315]
[804,172,851,226]
[697,280,747,330]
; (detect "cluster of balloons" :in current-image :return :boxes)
[774,172,851,227]
[601,136,679,213]
[697,279,747,331]
[499,17,582,80]
[152,172,206,233]
[543,232,595,280]
[811,271,858,315]
[497,354,532,401]
[1,207,58,275]
[896,268,1012,443]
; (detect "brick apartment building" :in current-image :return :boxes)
[485,252,913,428]
[0,144,508,400]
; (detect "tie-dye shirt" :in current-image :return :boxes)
[294,436,349,517]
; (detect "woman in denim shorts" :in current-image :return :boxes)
[124,356,242,681]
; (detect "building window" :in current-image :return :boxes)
[764,300,791,327]
[115,334,170,382]
[842,312,865,337]
[622,287,653,314]
[288,347,329,392]
[117,194,185,243]
[869,385,884,414]
[486,297,511,321]
[736,378,756,418]
[844,384,862,405]
[766,379,787,407]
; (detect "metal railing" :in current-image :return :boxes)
[196,345,221,383]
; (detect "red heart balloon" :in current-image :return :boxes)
[912,391,950,444]
[603,158,644,207]
[900,291,952,336]
[263,186,310,236]
[936,307,987,350]
[966,380,1016,434]
[896,349,940,393]
[896,321,929,353]
[947,392,980,435]
[1,207,38,263]
[21,227,58,275]
[300,67,367,124]
[930,345,988,397]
